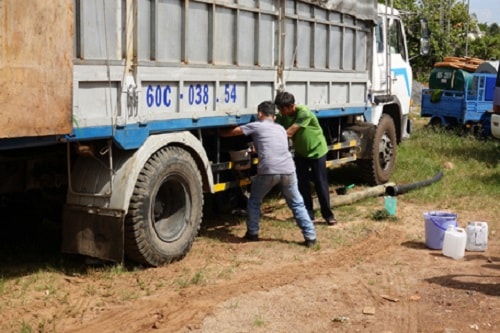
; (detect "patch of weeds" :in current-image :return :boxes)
[392,260,407,266]
[338,201,374,219]
[136,277,151,296]
[63,304,82,318]
[19,321,33,333]
[0,277,5,296]
[227,299,239,309]
[190,271,205,285]
[253,313,266,327]
[33,274,57,295]
[90,262,125,278]
[230,255,241,268]
[119,289,140,302]
[216,266,236,280]
[101,288,115,298]
[266,219,297,241]
[108,263,127,276]
[136,276,148,291]
[59,290,70,305]
[36,319,55,333]
[155,280,166,289]
[323,223,373,249]
[85,284,97,296]
[355,256,365,265]
[370,209,398,222]
[176,269,207,288]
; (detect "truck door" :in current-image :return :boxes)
[386,16,412,113]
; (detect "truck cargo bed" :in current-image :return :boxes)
[0,0,73,139]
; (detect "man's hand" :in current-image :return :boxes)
[220,126,244,137]
[286,124,301,138]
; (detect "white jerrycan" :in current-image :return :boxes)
[442,226,466,259]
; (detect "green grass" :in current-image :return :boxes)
[393,126,499,209]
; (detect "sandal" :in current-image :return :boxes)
[326,217,337,226]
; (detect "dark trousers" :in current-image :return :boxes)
[294,154,334,220]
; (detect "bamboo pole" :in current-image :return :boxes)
[262,183,396,220]
[328,183,396,207]
[315,182,396,208]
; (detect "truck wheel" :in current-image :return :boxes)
[358,114,397,185]
[125,146,203,266]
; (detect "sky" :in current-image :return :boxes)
[468,0,500,25]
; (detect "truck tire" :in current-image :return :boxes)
[358,114,397,185]
[125,146,203,266]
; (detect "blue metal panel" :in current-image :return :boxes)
[65,104,368,150]
[315,106,369,119]
[66,114,257,150]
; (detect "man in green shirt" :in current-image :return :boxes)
[274,91,336,226]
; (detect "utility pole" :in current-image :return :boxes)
[446,0,451,54]
[447,0,451,40]
[465,0,470,57]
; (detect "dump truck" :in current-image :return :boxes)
[0,0,425,266]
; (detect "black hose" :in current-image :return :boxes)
[385,171,443,196]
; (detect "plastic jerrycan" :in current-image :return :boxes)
[442,226,466,259]
[465,222,488,252]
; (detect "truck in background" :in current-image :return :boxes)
[0,0,426,266]
[421,58,498,136]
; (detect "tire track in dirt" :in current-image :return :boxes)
[61,228,408,333]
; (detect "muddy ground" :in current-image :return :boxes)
[0,191,498,333]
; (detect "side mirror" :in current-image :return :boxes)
[419,18,430,56]
[420,37,430,56]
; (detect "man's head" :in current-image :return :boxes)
[257,101,276,118]
[274,91,296,116]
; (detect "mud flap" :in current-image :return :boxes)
[62,205,125,263]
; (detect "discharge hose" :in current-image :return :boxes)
[385,171,443,196]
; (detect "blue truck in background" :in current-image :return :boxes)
[421,59,498,137]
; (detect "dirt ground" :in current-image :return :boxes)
[0,192,498,333]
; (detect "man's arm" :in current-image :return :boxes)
[220,126,244,137]
[286,124,301,138]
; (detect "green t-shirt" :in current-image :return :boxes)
[276,104,328,159]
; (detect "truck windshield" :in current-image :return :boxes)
[388,18,407,61]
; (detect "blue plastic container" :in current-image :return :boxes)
[424,211,458,250]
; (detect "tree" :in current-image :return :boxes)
[488,23,500,35]
[468,32,500,60]
[384,0,499,82]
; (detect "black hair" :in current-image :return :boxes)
[274,91,295,108]
[257,100,276,116]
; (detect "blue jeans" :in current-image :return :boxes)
[246,173,316,241]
